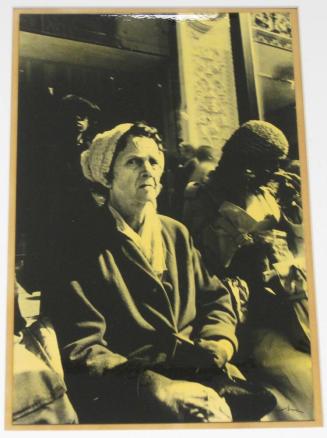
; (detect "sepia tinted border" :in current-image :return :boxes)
[5,7,323,430]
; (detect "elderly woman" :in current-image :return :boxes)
[42,122,277,424]
[183,120,312,420]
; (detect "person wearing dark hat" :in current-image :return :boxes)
[183,120,313,420]
[60,94,101,152]
[32,94,102,294]
[52,94,101,210]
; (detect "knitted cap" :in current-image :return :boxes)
[81,123,133,187]
[226,120,289,159]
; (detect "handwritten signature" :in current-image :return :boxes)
[276,406,304,414]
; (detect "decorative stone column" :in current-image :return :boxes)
[176,13,239,159]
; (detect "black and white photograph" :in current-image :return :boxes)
[3,6,322,430]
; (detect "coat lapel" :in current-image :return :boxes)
[101,205,178,331]
[120,235,178,332]
[161,225,181,323]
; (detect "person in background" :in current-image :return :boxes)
[184,145,217,205]
[17,93,102,293]
[52,94,102,212]
[171,143,197,219]
[183,120,312,420]
[178,142,198,176]
[60,94,101,152]
[25,94,102,294]
[188,145,216,185]
[42,121,275,424]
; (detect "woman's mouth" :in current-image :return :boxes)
[139,179,156,189]
[139,183,154,189]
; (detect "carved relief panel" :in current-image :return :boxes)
[176,14,239,158]
[252,12,292,51]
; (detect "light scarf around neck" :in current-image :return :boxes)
[109,202,166,277]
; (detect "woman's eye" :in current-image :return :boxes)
[127,158,139,166]
[126,157,160,167]
[149,158,159,166]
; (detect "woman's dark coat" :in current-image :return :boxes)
[42,207,238,378]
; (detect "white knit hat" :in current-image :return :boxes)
[81,123,133,187]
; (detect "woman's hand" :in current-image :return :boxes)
[274,171,301,202]
[85,349,128,376]
[138,370,232,422]
[274,170,303,223]
[195,339,234,369]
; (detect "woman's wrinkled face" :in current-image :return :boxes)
[110,135,164,207]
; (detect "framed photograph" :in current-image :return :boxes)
[6,7,322,429]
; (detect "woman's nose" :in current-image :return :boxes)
[141,160,153,174]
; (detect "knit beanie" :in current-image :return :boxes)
[224,120,289,160]
[81,123,133,188]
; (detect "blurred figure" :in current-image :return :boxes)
[184,145,217,205]
[177,142,198,184]
[171,142,197,219]
[188,145,216,184]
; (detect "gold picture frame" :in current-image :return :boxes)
[5,7,322,430]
